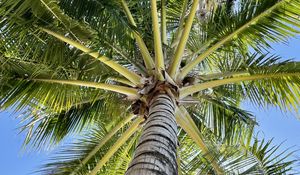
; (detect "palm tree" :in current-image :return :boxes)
[1,0,300,174]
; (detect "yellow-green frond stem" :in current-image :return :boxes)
[41,28,142,86]
[161,0,167,45]
[121,0,155,72]
[198,71,250,81]
[179,0,289,80]
[70,114,136,175]
[170,0,189,48]
[151,0,165,80]
[89,117,144,175]
[176,106,224,174]
[180,72,300,99]
[34,78,139,98]
[177,147,183,175]
[40,0,80,42]
[106,77,136,87]
[168,0,199,78]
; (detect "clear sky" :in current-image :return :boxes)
[0,111,50,175]
[1,39,300,175]
[253,36,300,148]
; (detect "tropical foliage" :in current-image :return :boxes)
[1,0,300,174]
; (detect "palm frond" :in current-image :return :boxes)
[0,55,124,113]
[180,0,300,79]
[120,0,155,72]
[151,0,165,80]
[19,93,128,150]
[176,106,224,174]
[0,0,145,81]
[41,28,142,85]
[98,132,139,175]
[222,138,298,175]
[168,0,199,78]
[180,54,300,112]
[191,94,256,144]
[178,121,298,175]
[38,116,143,175]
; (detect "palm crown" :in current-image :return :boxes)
[1,0,300,174]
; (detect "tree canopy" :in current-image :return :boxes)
[1,0,300,174]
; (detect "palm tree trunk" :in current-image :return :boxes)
[126,93,178,175]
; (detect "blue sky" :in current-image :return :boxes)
[1,39,300,175]
[254,36,300,149]
[0,111,50,175]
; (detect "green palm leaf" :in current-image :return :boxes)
[180,53,300,112]
[180,0,300,79]
[19,93,126,150]
[38,116,142,175]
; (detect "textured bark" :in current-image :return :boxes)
[126,93,178,175]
